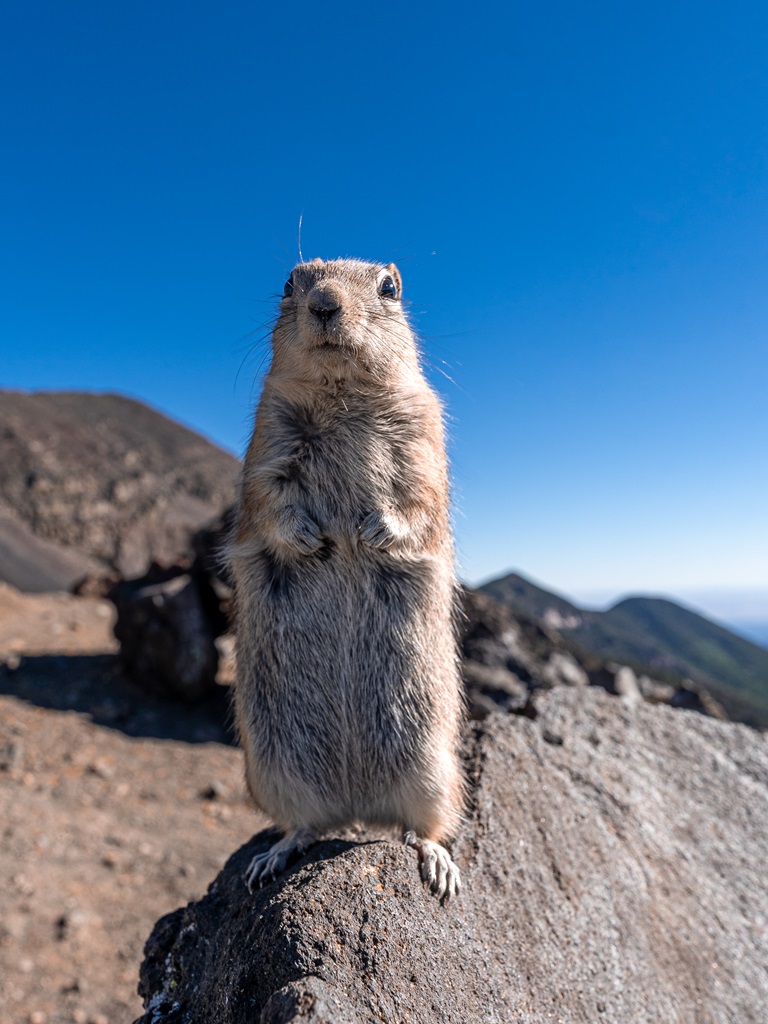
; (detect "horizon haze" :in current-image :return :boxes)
[479,565,768,646]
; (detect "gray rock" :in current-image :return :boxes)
[589,661,643,702]
[539,650,590,688]
[0,512,99,592]
[671,681,729,720]
[460,588,593,712]
[612,663,641,701]
[134,688,768,1023]
[462,661,529,718]
[637,674,676,703]
[111,570,220,701]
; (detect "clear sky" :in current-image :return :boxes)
[2,1,767,615]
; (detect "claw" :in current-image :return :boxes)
[244,828,315,892]
[404,832,461,901]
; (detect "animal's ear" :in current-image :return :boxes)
[385,263,402,299]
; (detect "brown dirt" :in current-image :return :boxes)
[0,584,258,1024]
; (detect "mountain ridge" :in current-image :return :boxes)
[0,389,239,588]
[482,571,768,728]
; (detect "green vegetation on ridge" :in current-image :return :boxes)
[482,572,768,729]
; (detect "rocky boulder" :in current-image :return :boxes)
[134,688,768,1023]
[460,587,590,718]
[110,567,222,702]
[107,511,233,700]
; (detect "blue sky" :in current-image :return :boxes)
[2,1,767,618]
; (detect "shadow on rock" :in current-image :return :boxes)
[0,653,236,744]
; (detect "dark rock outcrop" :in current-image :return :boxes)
[107,513,233,699]
[461,588,593,718]
[105,559,732,723]
[135,688,768,1023]
[460,588,728,725]
[0,390,239,587]
[110,567,221,702]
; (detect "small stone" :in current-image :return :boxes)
[199,780,227,800]
[87,759,115,779]
[29,1012,47,1024]
[0,740,23,771]
[12,873,34,896]
[614,666,641,702]
[56,908,91,940]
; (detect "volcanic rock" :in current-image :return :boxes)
[110,567,222,702]
[135,687,768,1023]
[460,587,589,718]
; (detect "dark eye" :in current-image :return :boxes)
[283,276,294,298]
[379,275,398,300]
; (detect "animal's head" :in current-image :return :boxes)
[270,258,418,380]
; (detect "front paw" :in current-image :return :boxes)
[358,509,407,551]
[277,507,323,554]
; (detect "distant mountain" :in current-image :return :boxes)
[482,572,768,728]
[729,620,768,649]
[0,390,240,590]
[481,573,584,630]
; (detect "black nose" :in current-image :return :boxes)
[307,282,344,328]
[308,303,339,326]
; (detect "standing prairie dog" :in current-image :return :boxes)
[228,258,464,899]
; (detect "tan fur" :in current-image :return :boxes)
[228,258,464,896]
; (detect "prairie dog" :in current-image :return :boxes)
[228,258,464,898]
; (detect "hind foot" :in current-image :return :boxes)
[404,831,461,900]
[245,827,316,892]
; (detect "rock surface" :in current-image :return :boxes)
[0,512,102,592]
[0,390,239,586]
[135,688,768,1024]
[110,566,225,702]
[461,587,598,717]
[106,511,233,698]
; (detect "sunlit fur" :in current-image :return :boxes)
[228,258,464,873]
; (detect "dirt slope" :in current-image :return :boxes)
[0,585,256,1024]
